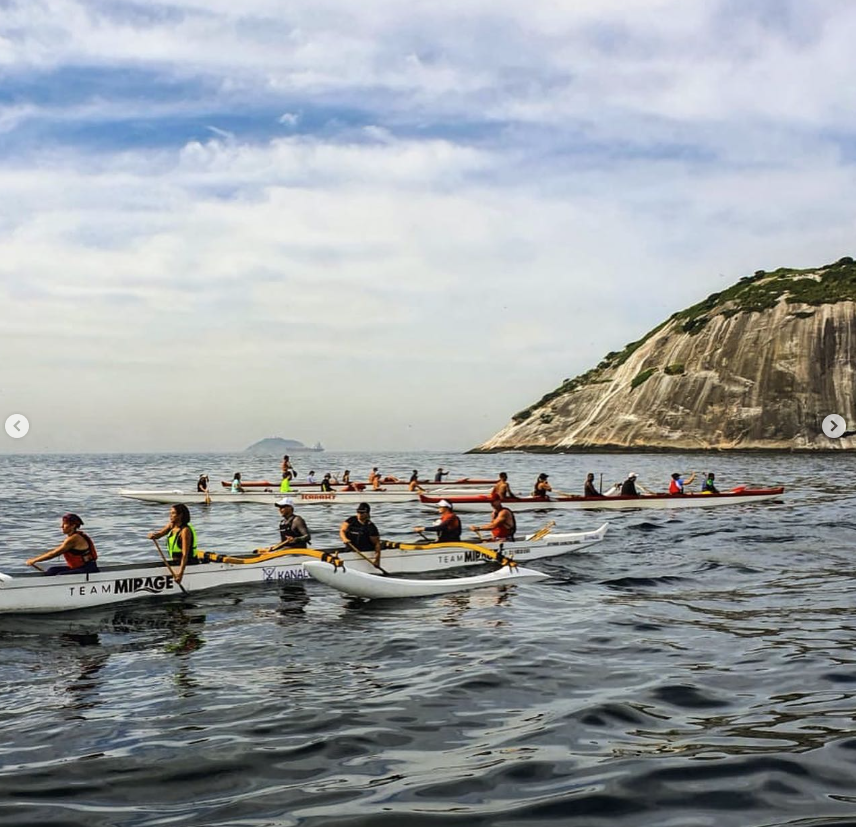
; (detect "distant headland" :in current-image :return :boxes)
[244,437,324,454]
[472,256,856,452]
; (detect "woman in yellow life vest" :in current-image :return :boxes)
[148,503,199,582]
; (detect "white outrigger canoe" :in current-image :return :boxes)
[420,487,786,512]
[120,489,422,505]
[304,561,548,599]
[0,525,607,613]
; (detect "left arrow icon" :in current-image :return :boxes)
[5,414,29,439]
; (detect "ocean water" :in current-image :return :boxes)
[1,450,855,827]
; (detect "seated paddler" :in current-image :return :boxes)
[26,512,99,575]
[148,503,202,581]
[414,499,462,543]
[274,497,311,548]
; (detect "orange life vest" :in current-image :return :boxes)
[63,531,98,569]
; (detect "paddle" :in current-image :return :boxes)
[27,561,45,572]
[346,541,388,575]
[528,520,556,542]
[152,538,189,595]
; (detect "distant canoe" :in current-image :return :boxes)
[419,487,786,512]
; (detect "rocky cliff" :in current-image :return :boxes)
[473,257,856,452]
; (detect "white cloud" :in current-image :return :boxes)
[1,0,855,451]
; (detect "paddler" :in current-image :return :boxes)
[340,502,382,567]
[470,495,517,541]
[196,473,209,493]
[26,513,99,575]
[414,499,462,542]
[490,471,514,499]
[274,497,311,548]
[148,503,201,582]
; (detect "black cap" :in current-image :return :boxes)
[356,502,371,513]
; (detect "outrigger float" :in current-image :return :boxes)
[0,525,607,613]
[419,487,786,512]
[305,561,547,599]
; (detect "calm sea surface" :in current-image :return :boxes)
[1,450,855,827]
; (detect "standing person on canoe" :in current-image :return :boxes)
[281,455,296,480]
[470,496,517,541]
[26,513,99,576]
[148,504,200,582]
[340,503,382,567]
[490,472,515,499]
[414,499,462,543]
[532,473,552,499]
[434,467,449,483]
[584,473,604,497]
[275,497,311,549]
[669,471,696,495]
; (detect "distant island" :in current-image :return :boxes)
[244,437,324,454]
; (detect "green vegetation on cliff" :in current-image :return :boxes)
[510,256,855,423]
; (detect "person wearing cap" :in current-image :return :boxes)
[275,498,311,548]
[532,473,552,499]
[669,471,696,495]
[196,473,210,493]
[584,473,604,497]
[490,472,514,500]
[434,467,449,483]
[26,513,99,575]
[414,500,462,543]
[148,503,201,581]
[470,496,517,541]
[320,473,334,492]
[620,473,640,497]
[340,503,382,565]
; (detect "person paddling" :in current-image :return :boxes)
[532,473,552,499]
[470,496,516,541]
[702,472,719,494]
[275,497,311,549]
[26,513,99,576]
[490,472,514,499]
[415,500,462,543]
[584,473,604,497]
[669,471,696,495]
[340,503,382,567]
[231,472,244,493]
[148,503,200,583]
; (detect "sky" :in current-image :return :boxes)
[1,0,855,453]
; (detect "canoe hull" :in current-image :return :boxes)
[120,489,421,505]
[0,526,606,613]
[419,488,786,512]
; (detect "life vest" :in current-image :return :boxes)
[63,531,98,569]
[669,479,682,495]
[280,477,291,492]
[167,524,200,560]
[344,516,379,552]
[436,513,462,542]
[491,508,516,540]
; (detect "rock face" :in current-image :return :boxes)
[473,257,856,452]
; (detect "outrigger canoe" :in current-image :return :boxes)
[220,477,496,491]
[304,561,548,599]
[0,526,607,613]
[419,487,786,512]
[120,489,422,505]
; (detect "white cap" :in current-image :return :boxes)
[437,499,453,508]
[275,497,294,507]
[628,472,638,478]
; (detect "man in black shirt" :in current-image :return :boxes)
[620,473,640,497]
[275,497,311,548]
[340,502,382,566]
